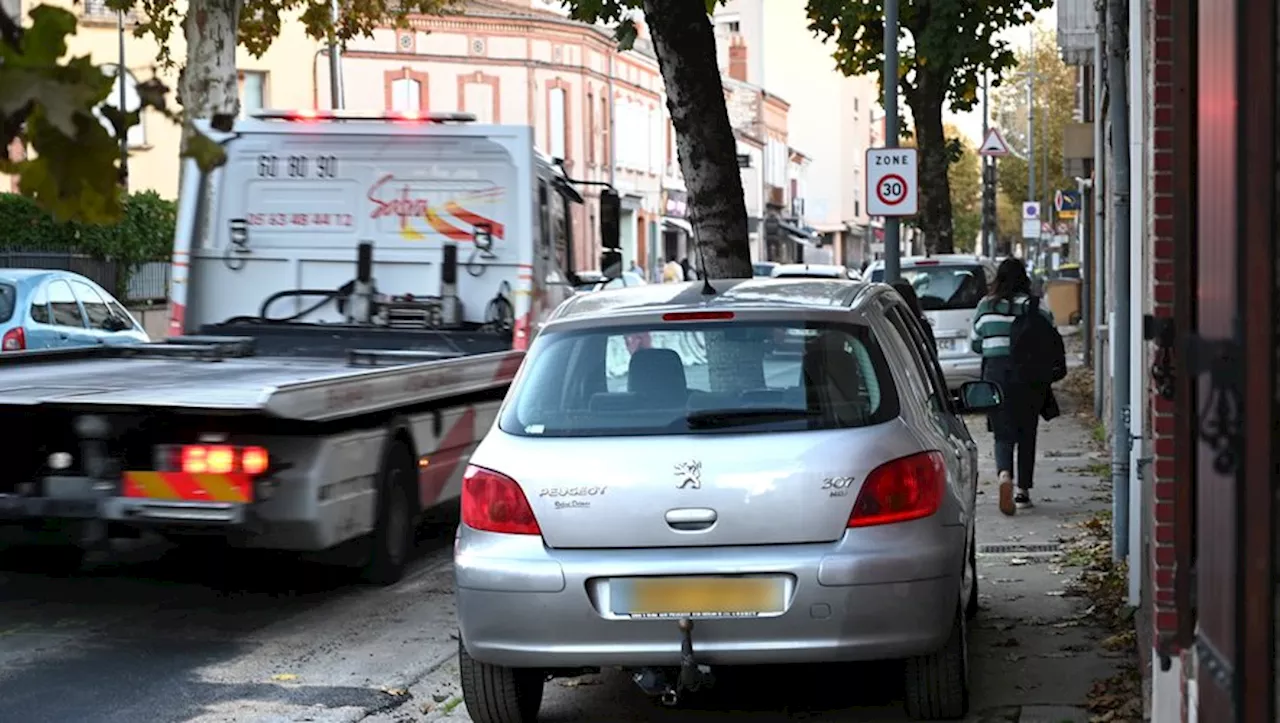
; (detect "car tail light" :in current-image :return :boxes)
[155,444,271,476]
[914,259,940,266]
[461,465,541,535]
[2,327,25,351]
[662,311,735,322]
[847,451,947,528]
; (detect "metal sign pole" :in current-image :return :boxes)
[882,0,901,283]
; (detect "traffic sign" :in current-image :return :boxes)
[1054,189,1082,213]
[866,148,919,217]
[1022,201,1040,220]
[978,129,1011,157]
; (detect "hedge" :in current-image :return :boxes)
[0,191,177,268]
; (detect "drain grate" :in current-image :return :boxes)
[977,543,1062,555]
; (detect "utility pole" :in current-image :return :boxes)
[1106,0,1132,563]
[116,9,129,191]
[327,0,345,109]
[882,0,901,283]
[981,71,996,256]
[1026,51,1037,270]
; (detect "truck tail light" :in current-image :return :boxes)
[461,465,541,535]
[847,451,947,528]
[155,444,271,476]
[2,327,26,351]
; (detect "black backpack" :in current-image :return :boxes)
[1007,296,1067,384]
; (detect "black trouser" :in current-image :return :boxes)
[983,357,1049,490]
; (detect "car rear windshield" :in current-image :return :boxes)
[499,320,899,438]
[0,284,15,323]
[871,264,987,311]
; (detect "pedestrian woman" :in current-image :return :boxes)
[970,258,1056,515]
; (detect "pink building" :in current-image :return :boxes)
[320,0,668,272]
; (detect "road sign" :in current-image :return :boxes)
[866,148,919,216]
[978,129,1011,157]
[1054,221,1071,234]
[1054,189,1082,213]
[1022,201,1040,220]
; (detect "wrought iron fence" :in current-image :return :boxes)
[0,250,169,303]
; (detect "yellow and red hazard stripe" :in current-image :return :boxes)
[122,471,253,504]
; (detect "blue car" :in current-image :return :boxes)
[0,269,150,352]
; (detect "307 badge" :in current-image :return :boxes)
[821,476,856,498]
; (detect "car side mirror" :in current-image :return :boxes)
[103,315,131,332]
[954,380,1003,413]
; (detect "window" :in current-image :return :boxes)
[499,321,898,438]
[391,77,421,113]
[463,82,495,123]
[549,87,567,160]
[48,280,85,328]
[586,92,595,164]
[869,264,988,311]
[29,284,50,324]
[0,283,13,324]
[107,300,137,330]
[600,97,610,168]
[886,305,951,415]
[71,280,113,330]
[239,71,266,118]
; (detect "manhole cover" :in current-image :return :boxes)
[978,543,1062,555]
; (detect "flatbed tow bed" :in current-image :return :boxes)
[0,327,521,584]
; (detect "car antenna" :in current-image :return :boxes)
[692,228,717,296]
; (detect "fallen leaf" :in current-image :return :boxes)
[271,673,299,682]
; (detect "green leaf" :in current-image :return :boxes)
[19,6,78,66]
[614,18,638,51]
[184,130,228,173]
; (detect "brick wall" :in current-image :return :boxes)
[1146,0,1180,655]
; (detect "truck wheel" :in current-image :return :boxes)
[361,440,416,586]
[965,536,980,621]
[903,605,970,720]
[459,637,544,723]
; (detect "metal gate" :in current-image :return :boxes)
[1179,0,1277,720]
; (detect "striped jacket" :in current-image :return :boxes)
[969,294,1055,357]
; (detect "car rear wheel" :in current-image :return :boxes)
[903,604,970,720]
[459,637,545,723]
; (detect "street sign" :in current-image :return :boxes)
[865,148,919,217]
[1022,201,1041,220]
[1054,189,1082,213]
[1054,221,1071,234]
[978,129,1011,157]
[1021,202,1042,239]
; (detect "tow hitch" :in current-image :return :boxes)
[631,618,715,707]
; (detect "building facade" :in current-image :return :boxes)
[1057,1,1279,721]
[711,0,878,267]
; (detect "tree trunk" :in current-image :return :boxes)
[907,72,955,255]
[179,0,243,141]
[641,0,752,279]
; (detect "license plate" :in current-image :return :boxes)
[936,338,956,352]
[610,576,787,619]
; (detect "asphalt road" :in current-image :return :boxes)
[0,389,1116,723]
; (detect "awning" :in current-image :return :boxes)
[662,217,693,235]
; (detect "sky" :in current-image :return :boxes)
[943,6,1057,144]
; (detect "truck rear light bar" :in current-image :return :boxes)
[153,444,270,476]
[251,109,477,124]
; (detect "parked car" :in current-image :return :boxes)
[751,261,778,277]
[0,269,150,352]
[574,270,649,294]
[866,255,997,390]
[455,277,1002,722]
[770,263,861,281]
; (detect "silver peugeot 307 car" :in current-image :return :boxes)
[455,278,1003,722]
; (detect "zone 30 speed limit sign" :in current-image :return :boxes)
[866,147,919,217]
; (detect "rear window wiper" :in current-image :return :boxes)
[684,407,819,429]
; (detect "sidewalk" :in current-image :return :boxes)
[362,384,1128,723]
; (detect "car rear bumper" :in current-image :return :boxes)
[456,525,965,668]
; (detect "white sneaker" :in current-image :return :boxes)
[1014,489,1033,509]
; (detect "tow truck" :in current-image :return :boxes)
[0,109,621,583]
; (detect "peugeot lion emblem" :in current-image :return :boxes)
[674,460,702,490]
